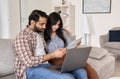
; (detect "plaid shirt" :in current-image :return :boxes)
[14,27,43,79]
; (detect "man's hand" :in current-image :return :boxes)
[42,48,66,63]
[48,48,67,65]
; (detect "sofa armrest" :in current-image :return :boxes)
[99,34,109,48]
[87,54,115,79]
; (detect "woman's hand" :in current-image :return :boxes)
[43,48,66,63]
[75,42,81,48]
[53,48,67,58]
[48,48,67,65]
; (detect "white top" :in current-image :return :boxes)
[35,33,46,56]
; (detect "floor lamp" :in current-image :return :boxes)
[81,14,91,45]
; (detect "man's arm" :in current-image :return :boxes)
[42,48,66,63]
[15,35,66,67]
[15,35,43,67]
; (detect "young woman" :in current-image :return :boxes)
[44,12,88,79]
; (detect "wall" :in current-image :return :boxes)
[20,0,54,29]
[90,0,120,47]
[52,0,83,39]
[1,0,120,46]
[0,0,54,39]
[8,0,20,39]
[53,0,120,47]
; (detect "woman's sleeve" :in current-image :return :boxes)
[63,30,72,45]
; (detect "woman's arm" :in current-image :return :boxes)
[63,29,72,45]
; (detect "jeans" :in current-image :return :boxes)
[26,64,88,79]
[71,68,88,79]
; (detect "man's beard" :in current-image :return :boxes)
[34,23,44,33]
[34,25,42,33]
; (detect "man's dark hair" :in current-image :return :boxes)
[28,10,48,25]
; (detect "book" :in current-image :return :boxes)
[67,37,82,49]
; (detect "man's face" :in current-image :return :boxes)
[34,17,47,32]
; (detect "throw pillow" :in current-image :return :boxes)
[89,47,107,60]
[109,30,120,42]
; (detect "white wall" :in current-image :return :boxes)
[20,0,54,29]
[27,0,53,14]
[8,0,20,39]
[0,0,54,39]
[52,0,83,38]
[88,0,120,47]
[78,0,120,47]
[53,0,120,47]
[1,0,120,46]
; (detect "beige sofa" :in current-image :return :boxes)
[0,39,115,79]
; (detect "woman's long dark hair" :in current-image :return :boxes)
[44,12,67,47]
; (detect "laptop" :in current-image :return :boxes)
[47,47,91,73]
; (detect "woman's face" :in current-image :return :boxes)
[52,20,60,32]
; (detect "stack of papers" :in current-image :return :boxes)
[67,37,82,49]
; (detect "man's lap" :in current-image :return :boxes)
[26,64,75,79]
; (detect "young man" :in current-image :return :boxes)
[14,10,74,79]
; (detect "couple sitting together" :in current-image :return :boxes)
[14,10,99,79]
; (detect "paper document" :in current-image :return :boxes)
[67,37,82,49]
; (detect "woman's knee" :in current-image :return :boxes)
[76,68,87,74]
[72,68,88,79]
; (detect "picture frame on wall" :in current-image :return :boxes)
[82,0,111,14]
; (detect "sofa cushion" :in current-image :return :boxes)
[0,39,14,77]
[109,30,120,42]
[104,42,120,50]
[89,47,107,60]
[0,74,15,79]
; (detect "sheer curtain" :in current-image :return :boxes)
[0,0,21,39]
[81,14,94,45]
[0,0,10,38]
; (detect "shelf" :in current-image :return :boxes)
[54,4,75,34]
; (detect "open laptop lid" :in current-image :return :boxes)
[61,47,91,73]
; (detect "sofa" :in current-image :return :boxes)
[0,39,115,79]
[0,39,15,79]
[100,27,120,55]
